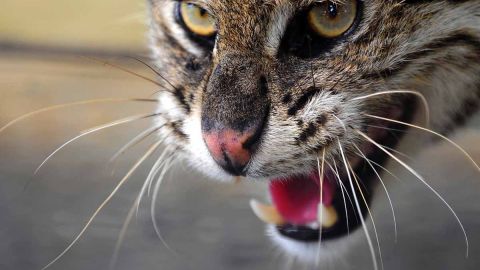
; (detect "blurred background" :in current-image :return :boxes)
[1,1,480,270]
[0,1,273,270]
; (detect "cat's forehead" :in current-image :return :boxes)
[178,0,316,11]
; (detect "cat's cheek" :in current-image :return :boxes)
[155,92,231,180]
[157,92,187,122]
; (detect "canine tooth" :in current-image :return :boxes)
[318,204,338,229]
[249,199,286,225]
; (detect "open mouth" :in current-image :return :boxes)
[250,99,415,243]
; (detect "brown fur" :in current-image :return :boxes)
[147,0,480,180]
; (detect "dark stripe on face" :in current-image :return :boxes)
[297,122,318,143]
[282,93,292,104]
[288,87,322,116]
[173,87,191,113]
[170,120,188,140]
[362,31,480,80]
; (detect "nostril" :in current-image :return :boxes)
[242,105,269,152]
[221,150,248,176]
[202,106,269,176]
[203,127,262,176]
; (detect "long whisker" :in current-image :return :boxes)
[150,157,178,254]
[356,129,469,258]
[34,113,161,175]
[141,144,174,212]
[333,159,358,227]
[109,124,165,164]
[333,115,346,131]
[338,141,379,270]
[81,56,171,91]
[326,160,352,233]
[0,98,159,136]
[315,149,326,266]
[381,144,414,162]
[40,139,164,270]
[354,143,398,242]
[348,162,385,270]
[351,90,430,125]
[109,196,137,270]
[329,159,356,207]
[109,146,174,270]
[365,114,480,173]
[125,56,178,92]
[365,124,406,133]
[137,154,166,216]
[353,153,403,183]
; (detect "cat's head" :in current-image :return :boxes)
[147,0,480,264]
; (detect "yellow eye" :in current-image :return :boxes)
[307,0,358,38]
[180,2,216,37]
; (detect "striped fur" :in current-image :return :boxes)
[147,0,480,263]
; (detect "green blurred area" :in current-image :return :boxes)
[0,0,147,52]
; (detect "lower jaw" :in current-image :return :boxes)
[274,161,377,243]
[256,98,416,243]
[266,224,359,265]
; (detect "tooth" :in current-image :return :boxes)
[318,204,338,229]
[249,199,286,225]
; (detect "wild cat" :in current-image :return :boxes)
[146,0,480,268]
[3,0,480,269]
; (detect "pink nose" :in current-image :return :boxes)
[203,129,257,175]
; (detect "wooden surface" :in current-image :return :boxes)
[0,52,273,270]
[0,0,147,52]
[2,4,480,267]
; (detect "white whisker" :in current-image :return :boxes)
[352,90,430,125]
[354,143,398,242]
[35,113,161,175]
[141,145,174,213]
[40,139,163,270]
[365,124,406,133]
[109,124,165,164]
[357,129,469,258]
[109,197,137,270]
[330,159,355,207]
[333,115,346,131]
[0,98,159,136]
[366,114,480,173]
[315,149,326,266]
[150,157,178,254]
[109,146,174,270]
[326,160,352,233]
[353,154,403,183]
[348,161,385,270]
[338,141,379,270]
[381,144,414,162]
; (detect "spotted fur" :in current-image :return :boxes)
[147,0,480,263]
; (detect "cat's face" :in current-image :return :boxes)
[148,0,480,264]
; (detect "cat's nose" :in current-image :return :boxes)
[202,123,263,176]
[201,54,269,176]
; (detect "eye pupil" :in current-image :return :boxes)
[327,2,338,18]
[179,2,216,37]
[306,0,357,39]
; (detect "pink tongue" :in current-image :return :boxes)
[269,172,334,225]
